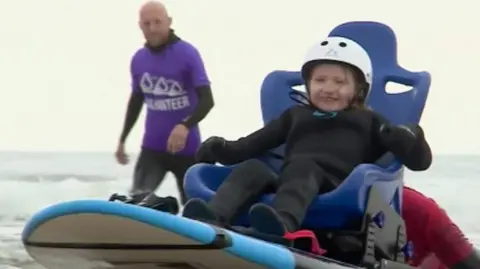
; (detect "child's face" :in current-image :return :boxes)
[308,64,357,112]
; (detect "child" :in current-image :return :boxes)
[184,36,432,237]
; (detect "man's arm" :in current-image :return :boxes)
[119,54,144,144]
[182,85,214,128]
[119,91,144,144]
[181,44,214,128]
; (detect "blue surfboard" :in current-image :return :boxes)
[22,200,355,269]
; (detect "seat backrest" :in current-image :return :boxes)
[329,21,431,125]
[260,71,304,126]
[259,71,303,171]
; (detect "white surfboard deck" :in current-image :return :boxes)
[24,212,271,269]
[22,197,314,269]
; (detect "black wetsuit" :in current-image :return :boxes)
[119,30,215,205]
[206,105,432,231]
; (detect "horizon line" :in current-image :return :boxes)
[0,150,477,157]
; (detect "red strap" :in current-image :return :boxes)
[284,230,327,255]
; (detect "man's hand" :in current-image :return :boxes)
[115,142,129,165]
[167,124,189,153]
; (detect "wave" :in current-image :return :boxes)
[0,174,119,182]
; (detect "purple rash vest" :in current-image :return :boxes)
[130,40,210,156]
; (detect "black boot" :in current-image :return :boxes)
[138,194,179,215]
[249,203,288,236]
[183,198,224,226]
[127,191,151,204]
[239,203,292,247]
[108,192,150,204]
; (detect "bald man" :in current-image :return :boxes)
[115,1,214,205]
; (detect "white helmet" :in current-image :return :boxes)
[301,36,373,100]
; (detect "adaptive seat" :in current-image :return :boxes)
[184,21,431,230]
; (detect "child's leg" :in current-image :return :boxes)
[209,159,277,223]
[249,159,336,235]
[183,159,277,224]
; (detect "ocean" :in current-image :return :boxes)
[0,152,479,269]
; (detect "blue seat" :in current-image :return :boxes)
[184,21,431,229]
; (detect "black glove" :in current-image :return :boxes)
[196,136,227,164]
[379,124,418,153]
